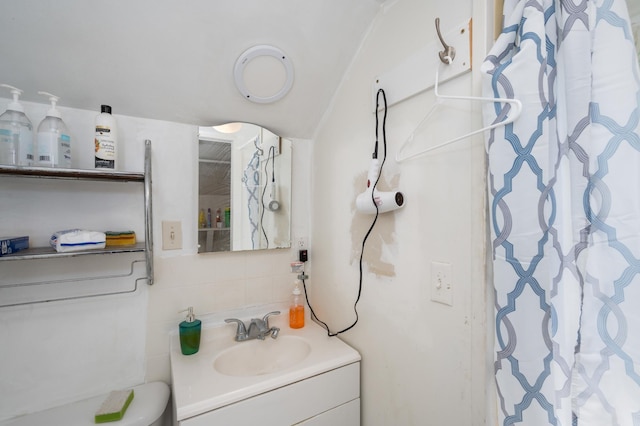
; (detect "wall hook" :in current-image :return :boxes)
[435,18,456,64]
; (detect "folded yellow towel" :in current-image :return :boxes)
[105,231,136,246]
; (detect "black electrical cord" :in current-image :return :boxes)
[260,145,276,248]
[303,88,388,337]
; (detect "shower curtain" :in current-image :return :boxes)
[482,0,640,425]
[242,145,261,249]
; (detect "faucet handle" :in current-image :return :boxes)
[261,311,281,328]
[224,318,248,341]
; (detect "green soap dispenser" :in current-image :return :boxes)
[179,307,201,355]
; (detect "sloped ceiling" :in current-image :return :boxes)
[0,0,384,138]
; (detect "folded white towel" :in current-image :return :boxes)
[50,229,106,253]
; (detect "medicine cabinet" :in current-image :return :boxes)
[198,123,292,253]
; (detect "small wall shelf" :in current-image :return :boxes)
[0,165,145,181]
[0,140,154,307]
[0,243,147,261]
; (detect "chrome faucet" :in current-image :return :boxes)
[225,311,280,342]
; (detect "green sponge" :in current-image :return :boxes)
[94,389,134,423]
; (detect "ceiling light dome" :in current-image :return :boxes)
[212,122,243,134]
[233,45,294,104]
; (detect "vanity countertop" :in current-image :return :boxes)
[170,310,361,421]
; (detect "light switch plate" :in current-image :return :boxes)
[431,261,453,306]
[162,221,182,250]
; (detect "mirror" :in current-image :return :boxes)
[198,123,292,252]
[631,0,640,60]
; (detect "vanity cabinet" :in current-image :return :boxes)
[0,140,153,307]
[177,362,360,426]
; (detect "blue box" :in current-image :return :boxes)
[0,236,29,256]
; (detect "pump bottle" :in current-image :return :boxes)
[95,105,118,169]
[289,279,305,329]
[35,92,71,168]
[0,84,33,166]
[179,307,201,355]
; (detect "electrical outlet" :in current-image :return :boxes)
[162,221,182,250]
[296,236,308,249]
[431,261,453,306]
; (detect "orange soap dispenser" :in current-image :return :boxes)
[289,279,305,329]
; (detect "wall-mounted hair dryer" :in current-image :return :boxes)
[267,181,280,211]
[355,158,404,214]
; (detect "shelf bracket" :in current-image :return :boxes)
[144,139,154,285]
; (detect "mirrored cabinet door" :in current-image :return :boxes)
[630,0,640,60]
[198,123,292,253]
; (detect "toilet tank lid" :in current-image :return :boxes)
[0,381,170,426]
[121,382,170,425]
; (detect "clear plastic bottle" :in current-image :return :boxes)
[289,280,305,329]
[35,92,71,168]
[0,84,33,166]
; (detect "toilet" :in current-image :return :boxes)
[0,382,170,426]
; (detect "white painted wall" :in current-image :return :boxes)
[309,0,491,424]
[0,0,499,423]
[0,98,311,422]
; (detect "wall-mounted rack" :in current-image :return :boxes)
[0,139,154,307]
[372,18,472,111]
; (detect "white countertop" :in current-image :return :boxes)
[170,308,361,421]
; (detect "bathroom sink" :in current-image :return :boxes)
[213,335,311,376]
[170,306,361,421]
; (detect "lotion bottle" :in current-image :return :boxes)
[95,104,118,169]
[35,92,71,168]
[0,84,33,166]
[289,279,305,329]
[179,307,201,355]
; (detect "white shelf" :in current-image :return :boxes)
[0,140,154,307]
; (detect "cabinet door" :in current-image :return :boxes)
[179,362,360,426]
[295,399,360,425]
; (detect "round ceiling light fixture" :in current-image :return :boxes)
[233,45,294,104]
[212,122,243,134]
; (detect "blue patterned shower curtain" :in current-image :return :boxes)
[482,0,640,425]
[242,147,261,249]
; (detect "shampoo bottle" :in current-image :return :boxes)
[0,84,33,166]
[216,208,222,228]
[224,207,231,228]
[179,307,201,355]
[94,105,118,169]
[35,92,71,168]
[198,209,206,229]
[289,280,305,329]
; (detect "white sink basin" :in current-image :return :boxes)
[213,335,311,376]
[170,308,361,421]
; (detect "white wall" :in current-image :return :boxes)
[0,99,311,421]
[0,0,498,423]
[309,0,491,424]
